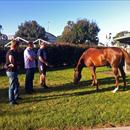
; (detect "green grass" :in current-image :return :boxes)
[0,67,130,130]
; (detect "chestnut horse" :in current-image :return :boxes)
[74,47,130,93]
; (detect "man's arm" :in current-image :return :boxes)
[39,56,48,66]
[8,55,14,67]
[25,50,35,61]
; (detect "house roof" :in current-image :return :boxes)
[4,37,51,47]
[114,34,130,44]
[33,38,51,44]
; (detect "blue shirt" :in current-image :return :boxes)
[37,48,47,66]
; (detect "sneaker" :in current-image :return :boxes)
[16,97,22,100]
[41,85,49,89]
[31,89,36,93]
[25,90,33,94]
[9,101,18,105]
[44,85,49,89]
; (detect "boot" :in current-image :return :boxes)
[40,82,49,89]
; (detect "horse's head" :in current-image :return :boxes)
[74,68,82,84]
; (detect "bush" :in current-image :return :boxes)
[0,43,89,70]
[46,43,88,67]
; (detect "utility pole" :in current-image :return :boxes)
[106,33,112,46]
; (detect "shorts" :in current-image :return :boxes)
[38,64,47,75]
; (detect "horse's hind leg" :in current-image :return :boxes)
[112,66,119,93]
[119,66,126,90]
[89,66,99,92]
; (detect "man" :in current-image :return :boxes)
[37,41,48,89]
[5,39,21,105]
[24,41,36,94]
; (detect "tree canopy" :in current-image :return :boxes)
[15,20,47,41]
[58,19,100,44]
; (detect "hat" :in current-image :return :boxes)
[27,41,33,45]
[11,39,19,48]
[40,41,46,45]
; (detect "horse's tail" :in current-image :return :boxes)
[121,48,130,65]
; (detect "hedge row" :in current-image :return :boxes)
[46,43,88,67]
[0,43,89,69]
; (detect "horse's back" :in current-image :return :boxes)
[83,47,124,67]
[83,48,107,66]
[104,47,124,66]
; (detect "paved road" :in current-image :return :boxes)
[92,126,130,130]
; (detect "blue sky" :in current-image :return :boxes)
[0,0,130,44]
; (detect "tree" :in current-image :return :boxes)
[15,20,47,41]
[0,25,2,34]
[61,19,100,44]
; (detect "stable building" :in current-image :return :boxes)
[114,33,130,74]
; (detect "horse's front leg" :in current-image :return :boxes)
[91,75,95,86]
[90,66,99,92]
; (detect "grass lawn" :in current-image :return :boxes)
[0,67,130,130]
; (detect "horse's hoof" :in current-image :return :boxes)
[96,89,99,92]
[91,84,94,87]
[112,87,119,93]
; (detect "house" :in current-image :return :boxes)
[113,33,130,49]
[4,37,51,47]
[4,37,29,47]
[5,32,57,47]
[0,34,8,46]
[113,33,130,74]
[45,32,57,43]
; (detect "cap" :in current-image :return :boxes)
[27,41,33,45]
[11,39,19,48]
[40,41,46,45]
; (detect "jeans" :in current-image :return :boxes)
[6,71,19,103]
[25,68,35,92]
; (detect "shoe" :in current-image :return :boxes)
[16,97,22,100]
[9,101,18,105]
[25,90,33,94]
[31,89,36,93]
[41,85,49,89]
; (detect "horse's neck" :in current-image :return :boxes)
[77,59,84,73]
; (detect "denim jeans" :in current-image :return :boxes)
[6,71,19,103]
[25,68,35,92]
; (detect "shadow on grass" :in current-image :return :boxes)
[0,76,130,104]
[0,87,8,103]
[21,76,130,104]
[0,66,73,77]
[34,76,130,94]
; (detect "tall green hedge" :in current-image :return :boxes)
[0,44,89,70]
[46,44,88,67]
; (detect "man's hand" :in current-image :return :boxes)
[46,63,53,68]
[8,64,14,68]
[45,62,49,66]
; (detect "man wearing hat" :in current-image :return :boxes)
[24,41,36,93]
[5,39,21,105]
